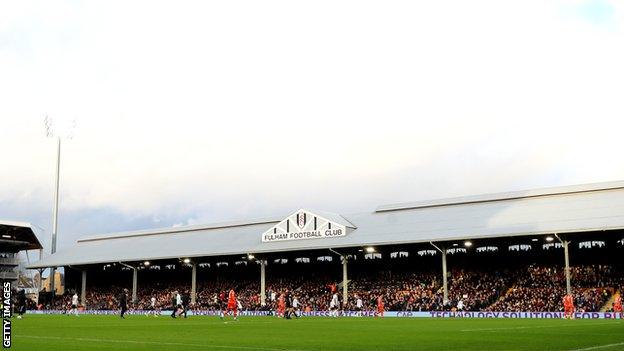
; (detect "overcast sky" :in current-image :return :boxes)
[1,0,623,255]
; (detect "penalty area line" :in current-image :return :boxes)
[15,335,307,351]
[461,321,620,332]
[568,342,624,351]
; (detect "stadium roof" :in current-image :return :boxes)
[0,220,43,251]
[27,180,624,268]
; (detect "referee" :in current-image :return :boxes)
[284,290,293,319]
[119,288,128,319]
[171,291,179,318]
[16,289,27,319]
[182,291,190,318]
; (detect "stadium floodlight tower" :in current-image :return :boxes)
[44,116,76,300]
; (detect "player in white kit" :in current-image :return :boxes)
[330,293,339,317]
[175,292,183,317]
[70,293,79,316]
[292,296,300,317]
[237,298,243,310]
[356,295,363,315]
[149,296,158,317]
[457,299,464,311]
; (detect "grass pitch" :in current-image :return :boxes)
[10,314,624,351]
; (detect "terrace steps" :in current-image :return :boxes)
[600,291,620,312]
[485,287,516,309]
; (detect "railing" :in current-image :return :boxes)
[0,271,18,280]
[0,257,20,266]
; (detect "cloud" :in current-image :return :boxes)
[575,0,616,26]
[1,0,623,250]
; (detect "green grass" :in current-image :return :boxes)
[9,314,624,351]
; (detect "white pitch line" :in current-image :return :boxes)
[15,335,307,351]
[461,321,620,332]
[568,342,624,351]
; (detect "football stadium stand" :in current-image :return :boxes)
[0,220,42,284]
[27,180,624,313]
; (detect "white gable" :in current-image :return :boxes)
[261,209,352,243]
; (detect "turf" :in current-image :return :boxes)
[9,314,624,351]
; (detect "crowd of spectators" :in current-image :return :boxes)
[46,264,622,312]
[487,265,621,312]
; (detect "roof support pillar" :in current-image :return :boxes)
[120,262,138,304]
[191,263,197,305]
[329,248,348,307]
[49,268,56,296]
[430,242,448,306]
[132,268,138,304]
[441,249,448,305]
[260,260,266,306]
[564,240,571,295]
[81,270,87,308]
[556,234,572,295]
[36,268,45,302]
[342,256,348,306]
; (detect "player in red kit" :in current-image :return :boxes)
[277,293,285,318]
[613,295,622,315]
[376,294,384,317]
[226,289,238,320]
[328,283,337,295]
[563,294,575,319]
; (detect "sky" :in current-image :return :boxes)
[1,0,624,258]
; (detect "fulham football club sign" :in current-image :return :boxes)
[262,209,351,243]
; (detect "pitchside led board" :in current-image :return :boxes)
[262,209,351,243]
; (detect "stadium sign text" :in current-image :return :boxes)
[262,210,350,243]
[263,229,345,242]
